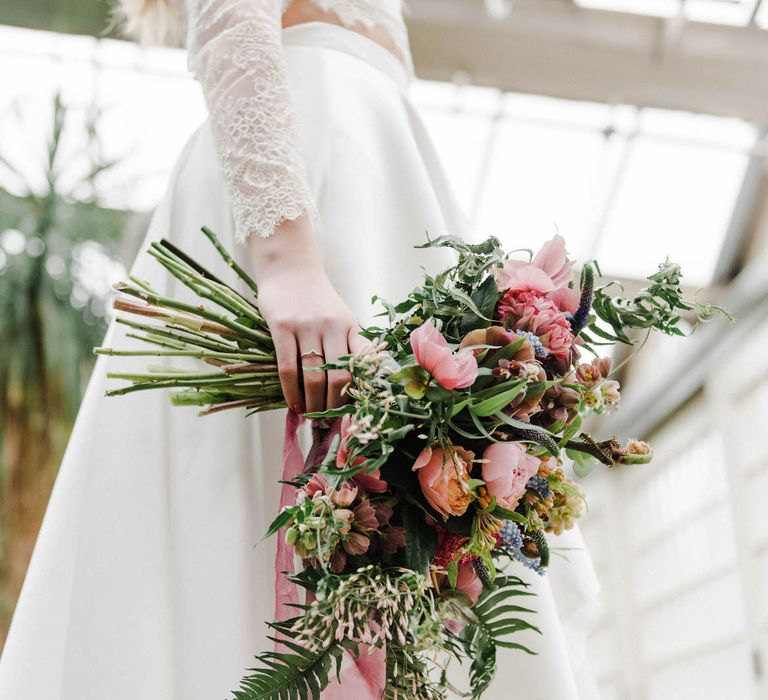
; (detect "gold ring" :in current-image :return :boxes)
[300,349,324,360]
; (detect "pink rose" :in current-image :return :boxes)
[411,321,479,390]
[336,416,388,493]
[456,562,483,605]
[413,443,475,519]
[495,235,574,293]
[481,443,540,511]
[498,291,574,359]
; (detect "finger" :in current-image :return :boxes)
[323,329,353,410]
[300,337,327,414]
[348,325,370,355]
[272,328,302,413]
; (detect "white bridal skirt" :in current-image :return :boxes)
[0,22,601,700]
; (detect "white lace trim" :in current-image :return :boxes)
[180,0,408,242]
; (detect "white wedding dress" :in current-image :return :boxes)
[0,4,601,698]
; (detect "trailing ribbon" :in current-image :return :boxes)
[274,410,386,699]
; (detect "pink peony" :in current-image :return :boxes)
[481,443,541,511]
[411,321,479,390]
[455,562,483,605]
[336,416,388,493]
[495,235,574,293]
[549,286,580,314]
[498,290,574,359]
[413,443,475,519]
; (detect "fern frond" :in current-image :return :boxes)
[460,574,539,698]
[231,640,344,700]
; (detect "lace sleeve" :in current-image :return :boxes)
[185,0,317,242]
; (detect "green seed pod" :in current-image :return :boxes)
[285,527,299,546]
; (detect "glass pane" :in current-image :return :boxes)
[595,135,749,285]
[473,117,607,256]
[574,0,682,18]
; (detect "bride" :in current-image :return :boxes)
[0,1,601,698]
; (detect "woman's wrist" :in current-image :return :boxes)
[247,213,324,282]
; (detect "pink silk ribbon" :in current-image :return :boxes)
[275,410,386,699]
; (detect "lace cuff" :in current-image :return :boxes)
[186,0,317,242]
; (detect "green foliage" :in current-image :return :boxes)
[0,95,128,418]
[384,643,446,700]
[584,259,732,346]
[232,627,345,700]
[459,575,539,698]
[400,502,438,575]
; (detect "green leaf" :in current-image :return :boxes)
[460,275,499,334]
[303,406,355,419]
[447,557,460,589]
[450,396,471,417]
[426,384,454,402]
[491,505,528,525]
[400,502,438,575]
[459,574,538,697]
[232,638,344,700]
[470,380,526,417]
[494,412,560,457]
[259,507,296,543]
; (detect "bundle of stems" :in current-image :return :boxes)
[95,228,286,416]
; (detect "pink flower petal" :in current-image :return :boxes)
[452,351,479,389]
[456,562,483,604]
[549,287,580,313]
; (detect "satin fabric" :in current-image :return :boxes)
[0,22,600,700]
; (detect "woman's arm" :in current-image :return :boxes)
[185,0,364,413]
[186,0,314,242]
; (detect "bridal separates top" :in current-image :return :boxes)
[171,0,411,242]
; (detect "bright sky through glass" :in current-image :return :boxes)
[0,24,757,286]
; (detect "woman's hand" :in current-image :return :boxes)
[247,215,367,414]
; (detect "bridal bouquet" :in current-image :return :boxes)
[99,230,723,699]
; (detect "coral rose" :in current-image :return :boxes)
[411,321,478,390]
[481,443,541,511]
[413,443,475,519]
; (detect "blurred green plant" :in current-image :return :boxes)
[0,94,131,635]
